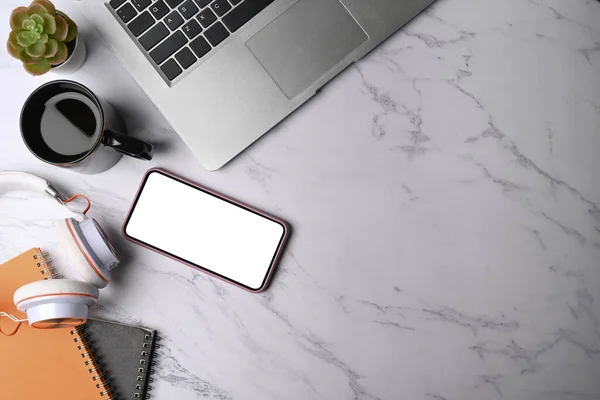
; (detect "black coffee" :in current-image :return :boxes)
[21,82,104,164]
[40,92,101,157]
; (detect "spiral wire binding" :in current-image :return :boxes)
[35,250,114,399]
[135,331,159,399]
[69,325,115,398]
[33,251,57,279]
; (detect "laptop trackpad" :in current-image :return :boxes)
[246,0,368,99]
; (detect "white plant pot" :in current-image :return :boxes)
[52,36,86,75]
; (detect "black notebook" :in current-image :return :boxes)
[83,319,158,400]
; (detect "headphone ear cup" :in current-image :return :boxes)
[57,219,110,289]
[13,279,99,329]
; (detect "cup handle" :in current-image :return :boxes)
[103,130,154,161]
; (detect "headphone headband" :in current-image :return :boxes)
[0,171,68,204]
[0,171,88,215]
[0,171,68,202]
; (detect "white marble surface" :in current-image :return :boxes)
[1,0,600,398]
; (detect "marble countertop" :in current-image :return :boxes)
[1,0,600,398]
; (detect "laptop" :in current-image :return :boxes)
[81,0,436,170]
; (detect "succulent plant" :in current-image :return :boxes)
[6,0,78,76]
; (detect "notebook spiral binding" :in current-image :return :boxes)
[137,332,159,399]
[33,251,56,279]
[69,325,115,398]
[34,250,114,399]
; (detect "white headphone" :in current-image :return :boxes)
[0,172,119,330]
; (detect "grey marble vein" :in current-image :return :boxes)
[422,307,520,336]
[159,353,232,399]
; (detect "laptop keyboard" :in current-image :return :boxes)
[109,0,275,81]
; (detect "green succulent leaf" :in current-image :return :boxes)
[47,41,67,65]
[8,31,22,50]
[42,13,56,35]
[27,30,41,44]
[63,15,78,43]
[25,39,46,57]
[20,51,39,63]
[10,7,29,30]
[51,15,68,42]
[27,3,49,16]
[7,39,23,59]
[22,18,37,31]
[36,0,56,15]
[43,38,57,57]
[17,31,34,47]
[30,14,44,26]
[39,33,48,44]
[24,59,52,75]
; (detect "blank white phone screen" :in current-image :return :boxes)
[125,172,286,290]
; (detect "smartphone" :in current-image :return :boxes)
[123,169,289,292]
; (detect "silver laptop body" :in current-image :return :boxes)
[82,0,436,170]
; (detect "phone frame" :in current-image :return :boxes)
[122,168,290,293]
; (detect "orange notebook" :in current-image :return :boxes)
[0,248,112,399]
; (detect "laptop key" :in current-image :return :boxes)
[189,35,211,58]
[110,0,126,9]
[182,19,203,39]
[161,59,183,80]
[165,0,184,7]
[150,30,187,64]
[223,0,274,32]
[193,0,210,8]
[175,47,197,69]
[150,1,169,19]
[128,11,154,36]
[132,0,152,11]
[196,8,216,28]
[139,22,169,50]
[178,0,199,19]
[230,0,241,4]
[117,3,138,23]
[164,10,184,30]
[211,0,231,17]
[204,21,229,46]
